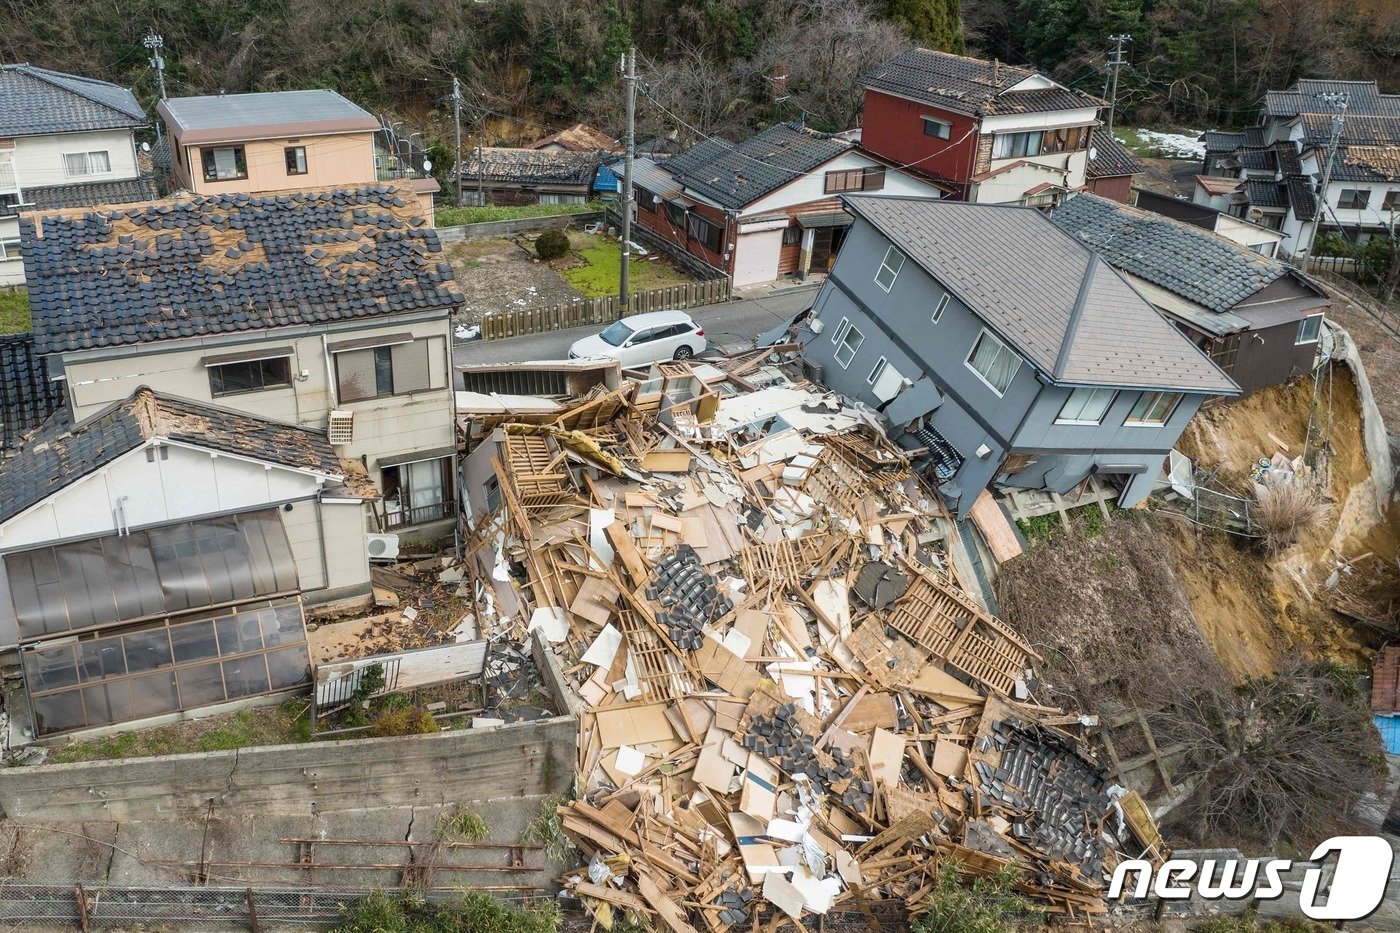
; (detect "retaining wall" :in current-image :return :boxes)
[437,211,603,243]
[0,715,576,822]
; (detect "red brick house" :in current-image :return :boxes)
[859,49,1138,205]
[621,122,946,286]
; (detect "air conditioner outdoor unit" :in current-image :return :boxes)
[366,533,400,562]
[328,410,354,445]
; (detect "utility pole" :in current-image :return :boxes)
[1299,91,1348,274]
[1104,35,1131,135]
[619,48,637,314]
[143,31,167,148]
[451,75,463,206]
[476,137,485,207]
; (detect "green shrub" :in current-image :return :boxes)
[535,228,571,260]
[333,890,560,933]
[911,862,1037,933]
[437,805,489,842]
[368,705,440,737]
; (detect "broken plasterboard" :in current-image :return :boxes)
[581,623,623,668]
[527,606,568,643]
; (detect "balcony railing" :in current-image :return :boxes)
[383,501,451,529]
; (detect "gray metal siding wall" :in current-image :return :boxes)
[1228,319,1316,397]
[1014,384,1205,455]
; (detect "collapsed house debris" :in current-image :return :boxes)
[454,351,1165,929]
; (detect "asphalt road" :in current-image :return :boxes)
[452,285,818,367]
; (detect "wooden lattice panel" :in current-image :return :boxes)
[616,607,697,701]
[886,565,1034,695]
[739,532,840,587]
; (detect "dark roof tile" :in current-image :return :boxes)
[1085,127,1143,179]
[862,48,1103,116]
[0,64,146,137]
[666,123,851,210]
[0,333,64,452]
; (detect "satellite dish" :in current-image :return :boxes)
[423,159,433,171]
[141,142,151,152]
[1088,146,1098,161]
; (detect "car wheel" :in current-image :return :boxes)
[673,345,694,360]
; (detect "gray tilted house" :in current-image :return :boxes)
[798,195,1239,517]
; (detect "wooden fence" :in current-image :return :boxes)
[477,278,732,340]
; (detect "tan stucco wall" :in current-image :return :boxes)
[61,314,455,473]
[170,132,376,195]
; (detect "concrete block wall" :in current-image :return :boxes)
[0,715,576,822]
[436,211,603,243]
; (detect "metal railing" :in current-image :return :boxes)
[383,501,451,528]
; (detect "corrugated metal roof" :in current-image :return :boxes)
[160,89,376,133]
[841,195,1237,394]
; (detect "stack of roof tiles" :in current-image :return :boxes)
[20,184,461,354]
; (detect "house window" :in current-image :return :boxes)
[1039,127,1089,155]
[992,131,1044,159]
[834,323,864,368]
[1248,241,1278,257]
[1296,313,1323,345]
[965,329,1020,396]
[484,476,502,514]
[875,246,904,292]
[867,356,888,385]
[539,193,585,205]
[1125,391,1182,426]
[922,116,951,139]
[635,184,657,212]
[285,146,308,175]
[823,167,885,194]
[382,457,453,528]
[1383,191,1399,211]
[1209,333,1240,372]
[208,356,293,397]
[0,236,20,260]
[1055,387,1116,425]
[665,200,687,227]
[686,213,723,252]
[782,226,802,247]
[1337,189,1370,210]
[830,316,850,346]
[931,293,950,324]
[201,146,248,182]
[335,339,435,402]
[63,151,111,177]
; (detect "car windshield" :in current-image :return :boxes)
[598,321,635,347]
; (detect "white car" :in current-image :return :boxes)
[568,310,707,367]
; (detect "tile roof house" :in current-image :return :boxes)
[1051,192,1328,395]
[526,123,619,153]
[859,49,1115,205]
[458,146,614,206]
[19,183,462,541]
[0,64,156,285]
[1199,78,1400,259]
[157,89,439,224]
[0,386,365,738]
[798,194,1236,518]
[621,122,946,286]
[1083,127,1144,202]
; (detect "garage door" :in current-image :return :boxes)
[732,229,784,287]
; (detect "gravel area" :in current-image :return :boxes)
[445,237,584,325]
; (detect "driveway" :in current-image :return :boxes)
[453,285,818,367]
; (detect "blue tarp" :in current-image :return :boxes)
[1374,715,1400,755]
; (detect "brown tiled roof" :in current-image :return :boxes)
[1195,174,1241,196]
[526,123,618,152]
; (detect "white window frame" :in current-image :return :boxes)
[63,150,111,177]
[931,293,950,324]
[867,356,888,386]
[830,316,850,346]
[964,329,1020,397]
[1296,313,1323,345]
[0,236,20,261]
[992,131,1044,160]
[922,116,951,140]
[875,246,904,293]
[1125,391,1182,426]
[834,324,864,369]
[1054,387,1117,425]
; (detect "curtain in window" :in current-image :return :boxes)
[407,458,445,512]
[214,148,239,178]
[970,335,1017,392]
[88,151,110,173]
[63,153,89,175]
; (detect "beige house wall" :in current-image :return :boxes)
[60,314,455,475]
[169,131,376,195]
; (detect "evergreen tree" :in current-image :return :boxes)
[883,0,965,52]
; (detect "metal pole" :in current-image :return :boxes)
[619,48,636,314]
[1105,35,1130,136]
[1299,92,1348,274]
[452,75,463,206]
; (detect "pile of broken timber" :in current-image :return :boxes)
[461,360,1163,931]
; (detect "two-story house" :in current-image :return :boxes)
[0,64,157,285]
[798,195,1238,517]
[1201,79,1400,259]
[1051,192,1328,396]
[157,90,439,224]
[858,49,1140,206]
[624,121,946,286]
[0,184,461,738]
